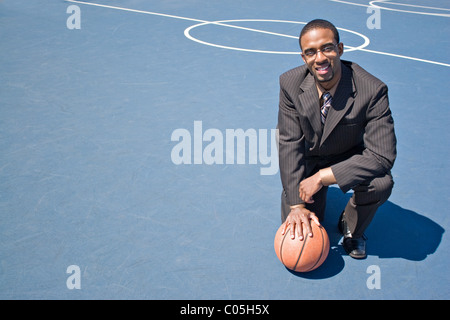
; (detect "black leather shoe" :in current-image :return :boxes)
[342,236,367,259]
[338,211,367,259]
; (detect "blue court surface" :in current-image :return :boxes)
[1,0,449,301]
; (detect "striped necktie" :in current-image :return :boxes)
[321,92,332,124]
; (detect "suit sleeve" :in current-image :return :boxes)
[331,82,397,193]
[277,78,305,206]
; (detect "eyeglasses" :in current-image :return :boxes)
[302,43,339,60]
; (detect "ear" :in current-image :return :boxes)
[338,42,344,57]
[300,53,307,64]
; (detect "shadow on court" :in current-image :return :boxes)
[287,187,445,279]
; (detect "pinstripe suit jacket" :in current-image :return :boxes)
[278,60,397,207]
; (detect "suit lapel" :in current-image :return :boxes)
[321,64,357,146]
[298,73,322,138]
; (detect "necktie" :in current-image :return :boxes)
[321,92,332,124]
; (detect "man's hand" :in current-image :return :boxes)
[281,206,320,240]
[299,171,323,204]
[299,168,337,203]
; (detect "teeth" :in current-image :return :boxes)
[317,66,329,71]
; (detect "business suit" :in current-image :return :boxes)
[278,60,397,238]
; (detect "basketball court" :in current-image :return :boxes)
[1,0,449,301]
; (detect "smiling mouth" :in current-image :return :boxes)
[316,64,330,75]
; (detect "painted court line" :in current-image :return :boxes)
[65,0,368,54]
[184,19,370,54]
[376,1,450,11]
[369,0,450,16]
[359,47,450,67]
[65,0,304,41]
[66,0,450,67]
[331,0,450,17]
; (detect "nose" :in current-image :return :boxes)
[315,50,327,62]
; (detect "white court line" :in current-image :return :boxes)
[329,0,373,8]
[65,0,303,40]
[67,0,203,23]
[369,0,450,17]
[65,0,368,54]
[66,0,450,67]
[359,48,450,67]
[184,19,370,55]
[331,0,450,17]
[378,1,450,11]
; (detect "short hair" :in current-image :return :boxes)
[299,19,340,49]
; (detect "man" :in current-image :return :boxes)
[278,19,396,259]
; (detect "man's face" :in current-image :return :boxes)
[300,28,344,89]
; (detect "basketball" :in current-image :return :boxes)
[274,222,330,272]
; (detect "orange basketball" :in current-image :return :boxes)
[274,222,330,272]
